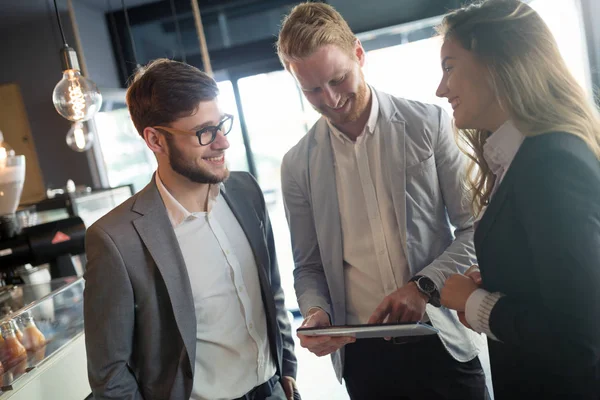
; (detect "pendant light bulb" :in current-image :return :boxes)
[52,47,102,122]
[66,121,94,152]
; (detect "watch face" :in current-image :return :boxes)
[418,277,435,293]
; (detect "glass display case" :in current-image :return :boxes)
[0,277,88,399]
[22,185,133,229]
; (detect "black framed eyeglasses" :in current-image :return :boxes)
[154,114,234,146]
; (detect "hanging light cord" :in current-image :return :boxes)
[191,0,212,76]
[169,0,186,63]
[52,0,69,46]
[121,0,139,66]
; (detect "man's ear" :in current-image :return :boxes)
[143,127,167,155]
[354,38,366,67]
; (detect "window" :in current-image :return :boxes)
[94,100,156,193]
[237,70,319,310]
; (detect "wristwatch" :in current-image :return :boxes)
[409,275,441,307]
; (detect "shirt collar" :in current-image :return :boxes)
[155,172,220,228]
[328,86,379,144]
[483,120,525,178]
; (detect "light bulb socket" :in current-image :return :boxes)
[60,46,81,72]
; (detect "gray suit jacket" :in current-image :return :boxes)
[281,88,484,381]
[84,172,297,399]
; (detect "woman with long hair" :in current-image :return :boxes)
[436,0,600,399]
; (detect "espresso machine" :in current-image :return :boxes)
[0,134,86,284]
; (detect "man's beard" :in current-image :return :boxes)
[166,137,229,184]
[316,71,369,125]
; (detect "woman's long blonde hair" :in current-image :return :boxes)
[436,0,600,217]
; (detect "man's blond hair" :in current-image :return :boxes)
[277,2,356,70]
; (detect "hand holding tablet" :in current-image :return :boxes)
[297,321,439,339]
[296,308,356,357]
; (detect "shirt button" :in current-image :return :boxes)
[239,285,244,292]
[225,250,230,255]
[249,323,253,330]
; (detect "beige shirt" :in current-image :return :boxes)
[328,89,410,324]
[155,174,275,400]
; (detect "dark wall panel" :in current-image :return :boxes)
[0,6,94,189]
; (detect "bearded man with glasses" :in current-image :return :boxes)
[83,58,299,400]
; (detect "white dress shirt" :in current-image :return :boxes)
[328,88,410,325]
[465,120,525,340]
[156,173,276,400]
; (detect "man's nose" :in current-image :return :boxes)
[211,130,230,150]
[322,86,341,108]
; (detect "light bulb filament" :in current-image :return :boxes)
[68,82,86,121]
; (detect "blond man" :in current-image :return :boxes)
[278,3,487,399]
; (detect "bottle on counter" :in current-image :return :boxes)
[0,360,4,385]
[10,320,23,344]
[31,344,46,364]
[0,326,5,366]
[0,320,26,369]
[20,312,45,351]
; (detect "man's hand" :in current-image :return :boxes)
[440,274,479,312]
[297,308,355,357]
[281,376,297,400]
[367,282,428,324]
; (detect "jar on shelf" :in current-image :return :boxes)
[20,312,46,351]
[0,320,26,372]
[10,320,23,344]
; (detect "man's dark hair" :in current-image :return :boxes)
[126,58,219,137]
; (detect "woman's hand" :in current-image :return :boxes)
[441,274,480,312]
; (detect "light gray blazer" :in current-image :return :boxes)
[84,172,296,399]
[281,88,484,381]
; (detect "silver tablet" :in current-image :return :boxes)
[297,322,439,339]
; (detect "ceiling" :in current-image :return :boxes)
[0,0,286,29]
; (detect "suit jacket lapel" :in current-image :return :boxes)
[474,143,525,249]
[474,178,511,250]
[375,90,409,265]
[221,185,270,271]
[310,118,346,323]
[221,185,282,372]
[131,180,197,375]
